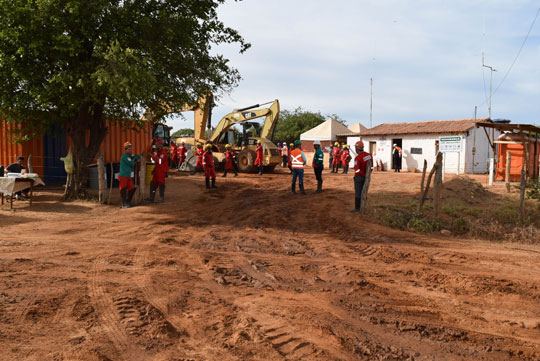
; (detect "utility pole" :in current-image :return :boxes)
[369,77,373,129]
[482,52,497,119]
[483,53,497,185]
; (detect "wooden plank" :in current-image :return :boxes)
[505,151,511,193]
[519,168,526,222]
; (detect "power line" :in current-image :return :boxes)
[493,7,540,95]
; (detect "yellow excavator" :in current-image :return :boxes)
[179,98,282,173]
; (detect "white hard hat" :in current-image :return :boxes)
[313,140,321,145]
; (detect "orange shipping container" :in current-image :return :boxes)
[496,133,539,181]
[2,121,154,183]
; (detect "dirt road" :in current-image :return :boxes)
[1,169,539,361]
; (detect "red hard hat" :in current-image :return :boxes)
[355,140,364,148]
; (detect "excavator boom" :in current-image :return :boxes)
[208,99,279,144]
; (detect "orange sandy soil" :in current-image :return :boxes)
[1,168,539,361]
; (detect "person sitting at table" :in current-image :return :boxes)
[6,157,28,200]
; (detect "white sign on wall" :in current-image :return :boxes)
[439,136,462,152]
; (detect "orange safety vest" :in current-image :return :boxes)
[290,148,304,169]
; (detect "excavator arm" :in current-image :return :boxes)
[208,99,280,144]
[143,95,213,144]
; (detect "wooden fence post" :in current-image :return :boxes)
[505,151,511,193]
[97,152,106,203]
[138,153,146,204]
[419,159,427,195]
[519,168,526,222]
[418,159,437,213]
[433,152,443,218]
[360,160,372,214]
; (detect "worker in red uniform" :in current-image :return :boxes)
[351,141,372,213]
[254,139,264,175]
[341,144,351,174]
[192,142,204,175]
[169,141,178,168]
[331,142,341,173]
[203,143,217,189]
[222,144,238,177]
[177,140,187,169]
[146,139,169,203]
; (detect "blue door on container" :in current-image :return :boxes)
[43,126,67,184]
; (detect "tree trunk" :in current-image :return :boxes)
[64,102,108,200]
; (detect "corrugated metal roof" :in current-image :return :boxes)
[360,118,490,136]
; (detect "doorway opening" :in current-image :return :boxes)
[392,138,402,171]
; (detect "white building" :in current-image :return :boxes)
[347,118,496,174]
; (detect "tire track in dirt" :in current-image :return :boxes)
[132,239,193,335]
[132,236,238,361]
[89,255,150,361]
[192,246,354,360]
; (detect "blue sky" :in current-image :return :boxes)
[168,0,540,132]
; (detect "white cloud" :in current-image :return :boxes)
[168,0,540,132]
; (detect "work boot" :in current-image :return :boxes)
[299,184,307,195]
[222,170,227,178]
[258,166,263,176]
[205,177,210,189]
[120,189,128,208]
[211,178,217,188]
[156,184,165,203]
[350,198,361,213]
[127,188,136,207]
[291,183,296,194]
[145,183,156,202]
[234,171,238,177]
[314,181,322,193]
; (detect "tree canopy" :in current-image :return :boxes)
[0,0,248,198]
[273,108,346,145]
[172,128,194,138]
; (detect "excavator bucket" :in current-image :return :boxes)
[178,150,197,172]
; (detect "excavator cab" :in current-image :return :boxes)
[240,122,262,147]
[152,123,171,147]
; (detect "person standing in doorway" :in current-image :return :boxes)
[392,144,402,172]
[290,140,307,195]
[312,140,324,193]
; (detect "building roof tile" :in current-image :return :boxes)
[360,118,490,136]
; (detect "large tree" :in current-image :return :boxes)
[0,0,248,198]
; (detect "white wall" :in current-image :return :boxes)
[463,126,497,174]
[349,128,497,174]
